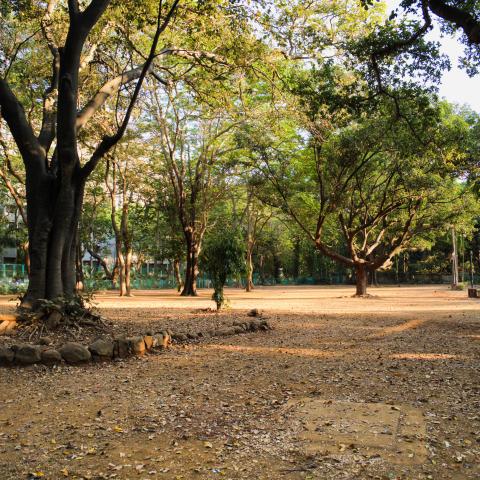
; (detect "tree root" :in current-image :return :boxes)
[15,294,107,339]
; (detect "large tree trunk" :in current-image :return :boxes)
[181,232,199,296]
[355,263,369,296]
[22,176,84,308]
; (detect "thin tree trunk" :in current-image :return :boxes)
[75,234,84,292]
[116,241,127,297]
[246,240,254,292]
[452,226,459,288]
[111,258,119,289]
[125,245,133,296]
[22,241,30,276]
[174,258,183,292]
[273,252,281,283]
[293,237,301,279]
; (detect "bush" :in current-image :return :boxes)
[201,231,245,310]
[0,279,28,295]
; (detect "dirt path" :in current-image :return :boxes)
[0,285,479,479]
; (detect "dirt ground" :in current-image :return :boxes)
[0,285,479,480]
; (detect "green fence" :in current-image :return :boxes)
[2,264,480,291]
[0,264,26,279]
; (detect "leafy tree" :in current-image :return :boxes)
[0,0,179,309]
[245,89,479,295]
[148,80,240,296]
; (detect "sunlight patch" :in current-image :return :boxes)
[286,399,427,465]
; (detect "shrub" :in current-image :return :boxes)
[201,231,245,310]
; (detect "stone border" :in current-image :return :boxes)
[0,318,272,368]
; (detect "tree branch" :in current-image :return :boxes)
[429,0,480,45]
[0,80,46,172]
[80,0,181,179]
[76,66,146,130]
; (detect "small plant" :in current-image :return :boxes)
[0,279,28,295]
[201,231,245,310]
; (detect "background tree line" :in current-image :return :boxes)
[0,0,479,306]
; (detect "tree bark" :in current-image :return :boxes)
[293,237,301,279]
[22,241,30,276]
[451,226,459,288]
[173,258,183,292]
[355,263,369,296]
[125,244,133,296]
[75,233,84,291]
[273,252,281,283]
[245,239,254,292]
[181,232,199,296]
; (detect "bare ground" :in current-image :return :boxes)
[0,285,479,480]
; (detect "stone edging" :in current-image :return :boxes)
[0,318,272,368]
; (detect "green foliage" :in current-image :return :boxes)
[201,230,245,309]
[0,279,27,295]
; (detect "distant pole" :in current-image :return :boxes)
[470,250,475,288]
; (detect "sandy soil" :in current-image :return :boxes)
[0,285,479,479]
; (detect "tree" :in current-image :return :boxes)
[201,230,245,310]
[149,82,238,296]
[0,0,179,310]
[247,92,478,295]
[244,187,272,291]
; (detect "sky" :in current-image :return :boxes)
[385,0,480,112]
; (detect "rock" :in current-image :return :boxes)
[129,337,146,355]
[249,319,269,331]
[89,338,114,359]
[15,344,42,365]
[172,333,188,342]
[0,320,17,336]
[114,338,131,358]
[216,327,236,336]
[258,319,272,330]
[0,346,14,366]
[38,337,53,346]
[46,310,63,329]
[59,342,91,364]
[162,332,172,347]
[143,335,154,350]
[154,333,171,348]
[247,308,260,317]
[233,320,248,330]
[41,349,62,366]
